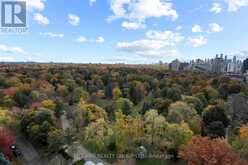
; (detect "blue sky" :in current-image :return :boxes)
[0,0,248,64]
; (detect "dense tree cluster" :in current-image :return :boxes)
[179,136,247,165]
[20,109,64,150]
[0,64,247,163]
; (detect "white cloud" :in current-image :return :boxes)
[121,21,145,30]
[68,14,80,26]
[210,3,222,14]
[89,0,96,6]
[117,39,178,58]
[76,36,105,44]
[33,13,49,26]
[117,30,183,57]
[40,32,64,38]
[235,50,248,59]
[0,44,27,55]
[0,44,40,61]
[117,39,166,52]
[21,0,45,11]
[96,37,105,43]
[187,36,207,47]
[192,24,203,33]
[176,26,182,31]
[208,23,223,33]
[145,30,184,46]
[227,0,248,11]
[77,36,87,43]
[135,50,178,58]
[108,0,178,29]
[0,56,16,62]
[128,0,178,21]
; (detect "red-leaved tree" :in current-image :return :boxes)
[179,136,248,165]
[0,127,15,160]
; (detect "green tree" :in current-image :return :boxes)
[112,112,144,153]
[28,124,45,145]
[202,105,229,138]
[113,98,134,116]
[0,74,6,88]
[73,87,89,103]
[183,96,203,114]
[64,128,74,145]
[13,91,29,108]
[165,122,193,158]
[151,98,172,116]
[205,87,219,103]
[166,87,182,101]
[54,100,64,118]
[144,109,193,156]
[2,96,14,108]
[21,109,55,146]
[228,81,242,94]
[205,121,226,138]
[168,101,201,134]
[84,119,113,152]
[218,83,229,99]
[231,125,248,160]
[194,92,208,108]
[231,138,248,160]
[105,82,113,98]
[30,90,40,102]
[130,84,142,105]
[144,109,167,150]
[47,128,64,152]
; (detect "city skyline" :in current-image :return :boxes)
[169,53,243,73]
[0,0,248,64]
[167,53,244,63]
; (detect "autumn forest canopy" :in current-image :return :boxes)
[0,64,248,165]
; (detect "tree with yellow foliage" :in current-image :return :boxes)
[84,118,113,152]
[168,101,201,134]
[0,109,11,125]
[112,87,122,100]
[231,125,248,160]
[41,99,56,110]
[76,100,107,127]
[240,125,248,140]
[113,112,144,153]
[144,109,193,156]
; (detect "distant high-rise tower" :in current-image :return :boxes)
[169,59,181,71]
[220,54,223,59]
[212,55,225,74]
[233,56,237,63]
[243,58,248,73]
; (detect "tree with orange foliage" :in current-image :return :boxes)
[231,125,248,160]
[179,136,248,165]
[240,125,248,140]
